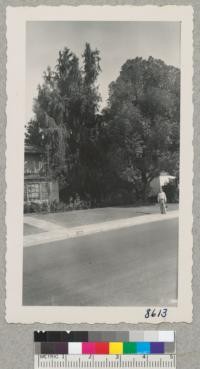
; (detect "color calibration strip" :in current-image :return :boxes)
[35,341,175,355]
[34,331,175,355]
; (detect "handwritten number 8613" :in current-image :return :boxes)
[145,308,168,318]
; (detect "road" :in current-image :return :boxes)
[23,217,178,306]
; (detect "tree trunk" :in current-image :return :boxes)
[141,173,150,202]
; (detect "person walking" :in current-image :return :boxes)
[157,188,167,214]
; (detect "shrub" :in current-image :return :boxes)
[30,202,42,213]
[41,201,49,213]
[50,200,59,212]
[163,180,179,203]
[24,201,49,213]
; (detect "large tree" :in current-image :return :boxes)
[105,57,180,200]
[26,44,102,201]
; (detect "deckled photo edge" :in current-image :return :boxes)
[6,5,193,323]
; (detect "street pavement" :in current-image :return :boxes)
[23,207,178,306]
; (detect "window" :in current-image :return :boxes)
[24,160,44,175]
[27,183,40,201]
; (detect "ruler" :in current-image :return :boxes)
[34,354,176,368]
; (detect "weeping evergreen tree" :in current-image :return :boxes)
[26,44,102,201]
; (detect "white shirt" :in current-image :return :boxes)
[157,192,167,203]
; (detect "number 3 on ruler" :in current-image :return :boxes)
[145,308,168,318]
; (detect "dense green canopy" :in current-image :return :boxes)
[105,57,180,200]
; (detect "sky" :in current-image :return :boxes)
[26,21,181,122]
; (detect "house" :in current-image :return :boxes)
[24,145,59,205]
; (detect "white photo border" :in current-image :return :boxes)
[6,5,193,323]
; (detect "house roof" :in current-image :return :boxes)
[25,145,45,154]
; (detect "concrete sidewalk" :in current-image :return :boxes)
[24,209,178,248]
[24,204,178,229]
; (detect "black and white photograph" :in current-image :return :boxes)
[6,6,193,323]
